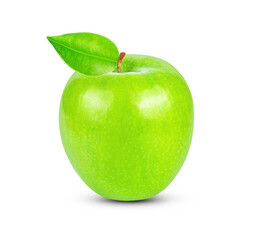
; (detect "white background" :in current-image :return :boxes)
[0,0,253,239]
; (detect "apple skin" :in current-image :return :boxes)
[59,54,194,201]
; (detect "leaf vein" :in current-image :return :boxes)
[48,38,117,63]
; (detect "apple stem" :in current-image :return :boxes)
[117,52,126,73]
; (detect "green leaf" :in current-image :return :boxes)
[47,32,119,76]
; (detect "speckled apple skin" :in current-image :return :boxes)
[59,54,194,201]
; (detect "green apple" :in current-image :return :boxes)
[48,33,194,201]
